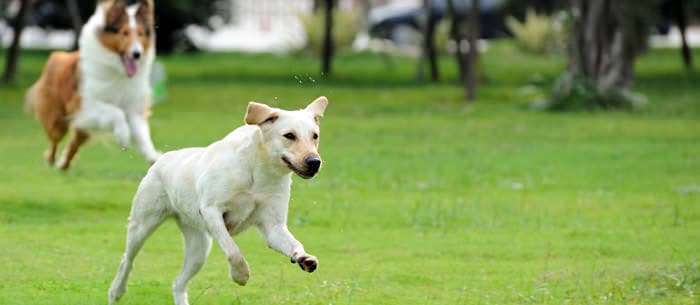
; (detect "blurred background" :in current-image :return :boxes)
[1,1,699,304]
[3,0,700,105]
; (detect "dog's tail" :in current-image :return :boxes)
[24,83,38,116]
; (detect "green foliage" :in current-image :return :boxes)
[537,74,646,111]
[299,9,359,55]
[1,45,699,304]
[506,8,566,54]
[433,20,456,55]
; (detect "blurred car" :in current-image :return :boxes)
[368,0,509,43]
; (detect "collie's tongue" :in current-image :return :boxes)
[122,56,138,77]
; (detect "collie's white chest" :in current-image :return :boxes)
[81,72,150,111]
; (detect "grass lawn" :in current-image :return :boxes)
[0,44,699,305]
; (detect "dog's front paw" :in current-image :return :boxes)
[114,124,131,150]
[292,254,318,273]
[228,256,250,286]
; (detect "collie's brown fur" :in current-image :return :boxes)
[25,0,155,171]
[25,51,83,169]
[99,0,153,58]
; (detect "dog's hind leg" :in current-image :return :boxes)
[40,111,68,166]
[109,173,170,304]
[172,222,212,305]
[56,129,89,171]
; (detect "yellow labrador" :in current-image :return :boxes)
[108,97,328,305]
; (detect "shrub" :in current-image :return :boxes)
[505,8,565,54]
[299,9,359,55]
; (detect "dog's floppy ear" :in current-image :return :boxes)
[305,96,328,124]
[102,0,127,33]
[245,102,278,125]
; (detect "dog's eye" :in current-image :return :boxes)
[283,133,296,140]
[312,133,318,140]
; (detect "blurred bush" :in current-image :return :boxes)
[299,9,359,55]
[505,8,566,54]
[434,20,451,55]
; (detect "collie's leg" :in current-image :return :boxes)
[44,141,59,166]
[56,129,89,170]
[71,101,130,149]
[127,113,161,164]
[172,222,211,305]
[40,111,68,166]
[108,172,169,304]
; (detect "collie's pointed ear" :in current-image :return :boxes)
[135,0,154,31]
[102,0,127,33]
[135,0,154,13]
[305,96,328,124]
[245,102,278,125]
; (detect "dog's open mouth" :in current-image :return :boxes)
[121,55,139,78]
[282,156,315,179]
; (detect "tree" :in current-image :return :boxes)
[672,0,692,69]
[66,0,82,50]
[446,0,479,101]
[545,0,651,110]
[3,0,31,83]
[321,0,334,76]
[464,0,479,101]
[416,0,439,82]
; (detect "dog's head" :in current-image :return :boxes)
[245,96,328,179]
[97,0,154,78]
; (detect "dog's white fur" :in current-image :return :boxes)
[108,97,329,305]
[66,2,160,166]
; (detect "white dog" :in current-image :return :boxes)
[108,97,329,305]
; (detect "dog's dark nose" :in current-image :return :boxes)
[304,156,321,172]
[132,50,141,60]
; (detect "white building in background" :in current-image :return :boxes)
[187,0,314,52]
[189,0,361,52]
[0,0,364,52]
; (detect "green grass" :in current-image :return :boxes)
[0,43,699,305]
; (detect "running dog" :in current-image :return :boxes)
[108,97,329,305]
[25,0,160,170]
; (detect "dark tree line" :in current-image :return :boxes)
[2,0,230,82]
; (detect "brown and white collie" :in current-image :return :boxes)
[24,0,160,170]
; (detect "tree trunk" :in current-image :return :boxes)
[673,0,692,69]
[547,0,647,110]
[464,0,479,101]
[3,0,31,83]
[417,0,439,82]
[321,0,334,77]
[66,0,83,51]
[446,0,466,81]
[313,0,323,12]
